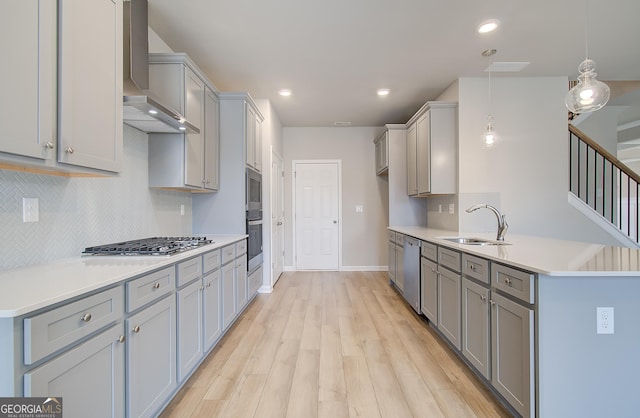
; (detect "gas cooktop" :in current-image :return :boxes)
[82,237,213,256]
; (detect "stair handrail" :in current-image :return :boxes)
[568,124,640,185]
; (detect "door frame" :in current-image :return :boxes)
[292,160,343,271]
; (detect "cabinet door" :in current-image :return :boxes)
[24,325,125,418]
[461,278,490,379]
[222,262,237,330]
[491,292,534,418]
[236,254,248,312]
[420,257,438,323]
[406,123,418,195]
[438,267,461,350]
[58,0,122,172]
[395,240,405,292]
[204,87,220,191]
[203,269,222,351]
[388,240,396,283]
[184,67,205,188]
[416,112,431,194]
[127,296,177,418]
[0,1,56,161]
[245,103,256,169]
[177,280,203,382]
[254,116,262,172]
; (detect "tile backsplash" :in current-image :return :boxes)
[0,126,192,271]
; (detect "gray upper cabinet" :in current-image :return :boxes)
[148,53,220,192]
[58,0,123,173]
[406,102,457,196]
[374,130,389,175]
[1,0,123,174]
[0,1,56,162]
[245,101,263,172]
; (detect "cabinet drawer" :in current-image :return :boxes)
[387,230,396,243]
[462,254,490,284]
[203,249,221,273]
[24,286,123,365]
[126,267,175,313]
[177,256,202,288]
[438,247,461,273]
[235,240,247,256]
[492,263,535,304]
[221,244,235,265]
[421,241,437,261]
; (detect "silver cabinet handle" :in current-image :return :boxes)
[505,278,512,285]
[277,221,283,226]
[207,282,211,288]
[80,313,92,322]
[333,220,338,224]
[44,141,54,149]
[153,282,160,289]
[469,264,476,270]
[480,295,487,301]
[65,146,74,154]
[117,335,126,343]
[489,300,496,306]
[132,325,141,333]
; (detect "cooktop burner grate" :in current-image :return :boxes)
[82,236,213,256]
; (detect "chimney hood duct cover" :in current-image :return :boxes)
[123,0,199,134]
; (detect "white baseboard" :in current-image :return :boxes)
[257,285,273,294]
[283,265,388,272]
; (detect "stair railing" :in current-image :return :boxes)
[569,124,640,245]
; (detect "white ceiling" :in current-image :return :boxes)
[147,0,640,127]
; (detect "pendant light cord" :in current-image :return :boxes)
[584,0,589,59]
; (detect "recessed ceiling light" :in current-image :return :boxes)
[477,19,500,34]
[278,89,292,97]
[377,88,390,96]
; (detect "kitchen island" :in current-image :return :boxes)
[389,226,640,418]
[0,234,253,418]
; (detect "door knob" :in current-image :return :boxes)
[277,221,283,226]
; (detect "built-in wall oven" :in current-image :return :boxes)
[246,167,263,274]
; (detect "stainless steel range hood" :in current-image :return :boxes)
[123,0,198,134]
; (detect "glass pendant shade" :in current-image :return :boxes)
[565,58,610,113]
[483,115,496,149]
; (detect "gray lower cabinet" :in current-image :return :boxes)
[420,257,438,323]
[437,266,461,350]
[461,278,490,379]
[395,235,405,292]
[388,239,397,284]
[126,295,177,418]
[177,279,204,382]
[491,291,534,418]
[203,269,222,352]
[222,260,236,330]
[236,254,248,312]
[248,266,262,299]
[24,324,125,418]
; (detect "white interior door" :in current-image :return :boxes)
[294,161,341,270]
[271,150,284,285]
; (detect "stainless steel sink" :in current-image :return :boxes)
[439,237,510,246]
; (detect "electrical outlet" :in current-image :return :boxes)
[438,204,442,213]
[596,307,614,334]
[448,203,455,214]
[23,198,39,222]
[180,204,185,216]
[355,205,364,213]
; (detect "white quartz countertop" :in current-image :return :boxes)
[389,227,640,277]
[0,235,247,318]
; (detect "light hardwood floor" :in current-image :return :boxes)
[160,271,511,418]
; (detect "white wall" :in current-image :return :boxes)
[456,77,619,245]
[0,126,193,271]
[283,127,387,269]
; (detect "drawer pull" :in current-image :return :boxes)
[480,295,487,301]
[65,146,74,154]
[504,278,512,285]
[489,300,496,306]
[44,141,54,149]
[153,282,160,289]
[469,264,476,270]
[117,335,126,343]
[132,325,141,333]
[80,313,92,322]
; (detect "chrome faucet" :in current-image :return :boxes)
[466,204,508,241]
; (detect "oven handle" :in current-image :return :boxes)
[248,220,263,226]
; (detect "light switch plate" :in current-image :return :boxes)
[23,198,39,222]
[355,205,364,213]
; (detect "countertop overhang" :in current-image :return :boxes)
[0,235,247,318]
[389,226,640,277]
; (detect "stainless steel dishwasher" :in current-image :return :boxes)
[402,236,421,313]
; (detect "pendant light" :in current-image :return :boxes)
[482,49,497,149]
[564,0,610,113]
